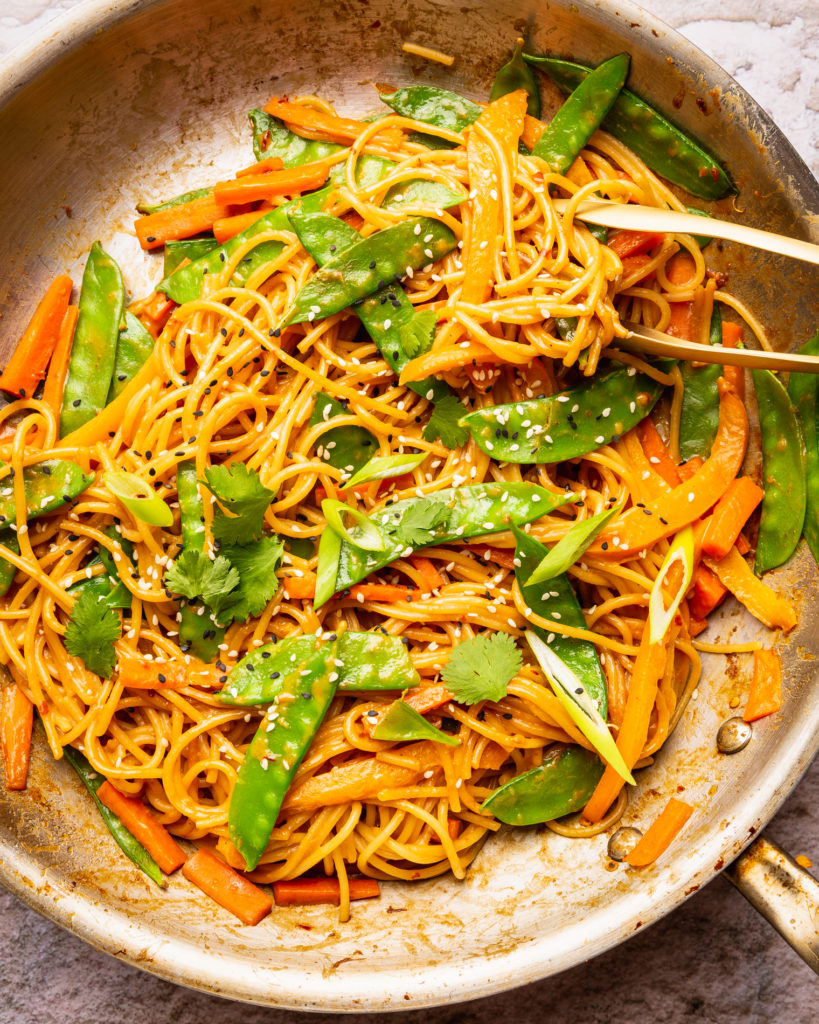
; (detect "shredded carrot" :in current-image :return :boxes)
[401,684,454,715]
[469,545,515,570]
[410,556,444,592]
[273,876,380,906]
[214,163,331,205]
[400,343,496,384]
[688,564,728,620]
[282,574,317,600]
[0,275,73,399]
[212,211,265,244]
[700,476,764,561]
[1,683,34,791]
[625,797,695,866]
[744,649,782,722]
[263,97,402,147]
[134,194,233,250]
[41,304,78,417]
[638,418,681,487]
[97,780,186,873]
[116,654,218,691]
[704,547,797,633]
[182,848,273,924]
[720,320,746,400]
[349,583,420,603]
[608,230,664,259]
[235,156,285,177]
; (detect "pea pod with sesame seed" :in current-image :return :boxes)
[107,312,155,403]
[678,304,723,462]
[0,459,93,529]
[67,525,134,609]
[523,54,735,200]
[459,364,665,464]
[0,534,19,597]
[308,393,379,479]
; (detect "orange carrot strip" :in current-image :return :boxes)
[182,848,273,925]
[721,321,746,401]
[410,556,444,592]
[721,322,745,346]
[41,304,78,417]
[638,418,681,487]
[665,251,697,286]
[282,574,317,600]
[735,532,751,555]
[97,780,186,873]
[678,456,704,482]
[400,343,497,384]
[667,301,697,341]
[402,684,454,715]
[583,628,668,822]
[0,275,73,398]
[462,90,528,306]
[134,195,233,250]
[212,212,266,244]
[704,547,797,632]
[214,164,330,205]
[744,649,782,722]
[116,655,218,691]
[625,797,695,866]
[688,564,728,620]
[608,230,664,259]
[620,252,655,284]
[134,291,177,339]
[1,684,34,791]
[349,583,420,603]
[469,545,515,570]
[688,618,708,637]
[273,876,380,907]
[235,156,285,177]
[263,97,401,147]
[700,476,764,561]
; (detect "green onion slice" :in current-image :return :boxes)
[525,501,621,586]
[345,452,427,489]
[321,498,386,552]
[104,471,173,528]
[372,700,460,746]
[648,525,695,644]
[314,527,342,607]
[525,630,634,784]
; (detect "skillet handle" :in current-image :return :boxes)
[724,833,819,974]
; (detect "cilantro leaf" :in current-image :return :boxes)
[399,310,437,359]
[393,499,451,547]
[200,463,277,545]
[422,394,468,449]
[441,632,522,704]
[64,589,121,677]
[164,549,240,605]
[212,536,285,624]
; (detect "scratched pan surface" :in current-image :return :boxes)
[0,0,818,1011]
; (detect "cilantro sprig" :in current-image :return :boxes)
[64,589,121,677]
[441,632,522,704]
[423,394,468,449]
[200,463,277,545]
[392,499,451,547]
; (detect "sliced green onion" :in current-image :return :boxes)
[314,527,342,607]
[372,700,460,746]
[525,630,634,785]
[345,452,427,489]
[104,470,173,527]
[321,498,386,552]
[525,502,622,586]
[649,525,695,643]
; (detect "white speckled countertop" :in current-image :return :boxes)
[1,1,817,1021]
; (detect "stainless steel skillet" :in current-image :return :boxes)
[0,0,817,1009]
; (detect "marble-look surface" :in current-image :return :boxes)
[0,1,817,1021]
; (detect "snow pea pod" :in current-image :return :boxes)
[678,304,723,461]
[228,661,338,870]
[107,313,155,402]
[220,631,419,705]
[753,369,807,574]
[62,744,163,885]
[136,186,211,216]
[325,483,574,603]
[460,364,664,464]
[0,534,19,596]
[309,393,378,477]
[531,53,630,176]
[0,459,93,527]
[177,460,224,661]
[249,108,344,165]
[491,38,541,118]
[67,525,134,609]
[281,217,457,327]
[162,238,218,278]
[60,243,125,436]
[787,332,819,568]
[481,744,604,825]
[513,525,607,714]
[524,54,735,200]
[379,85,482,134]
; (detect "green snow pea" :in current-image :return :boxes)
[491,38,541,118]
[62,744,163,885]
[0,460,93,527]
[66,526,134,609]
[679,304,723,461]
[460,364,665,464]
[280,217,457,327]
[481,744,604,825]
[788,332,819,568]
[249,108,344,165]
[107,313,155,402]
[372,700,460,746]
[309,393,378,477]
[379,85,482,134]
[220,631,419,705]
[323,482,574,604]
[513,525,607,715]
[0,534,19,596]
[136,186,211,216]
[685,207,713,249]
[531,53,630,176]
[162,238,218,278]
[753,369,807,574]
[285,536,315,560]
[60,243,126,436]
[228,661,337,869]
[177,460,224,661]
[524,54,735,200]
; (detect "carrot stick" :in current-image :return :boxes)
[410,556,444,592]
[214,164,330,205]
[688,564,728,620]
[735,532,751,555]
[134,194,233,250]
[721,320,745,400]
[620,253,655,284]
[235,156,285,177]
[263,97,401,147]
[469,545,516,570]
[116,654,218,691]
[625,797,695,866]
[41,304,78,417]
[349,584,420,603]
[402,684,453,715]
[744,649,782,722]
[282,575,317,600]
[608,230,664,259]
[688,618,708,637]
[700,476,764,561]
[212,212,266,244]
[400,343,497,384]
[182,848,273,924]
[638,418,681,487]
[704,547,797,632]
[272,876,380,907]
[134,291,177,339]
[677,456,704,482]
[1,684,34,791]
[314,481,374,503]
[664,252,698,341]
[665,251,697,286]
[0,275,73,398]
[97,780,186,873]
